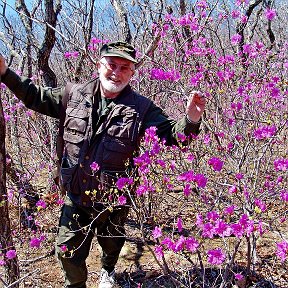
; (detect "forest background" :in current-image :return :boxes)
[0,0,287,287]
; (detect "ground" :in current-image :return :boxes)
[1,204,288,287]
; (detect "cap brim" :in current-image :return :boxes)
[101,52,137,63]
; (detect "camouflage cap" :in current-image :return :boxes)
[100,41,137,63]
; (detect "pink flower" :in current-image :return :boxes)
[274,158,288,171]
[276,241,288,262]
[254,198,267,212]
[240,15,248,23]
[206,211,220,222]
[116,177,134,190]
[230,223,244,238]
[0,83,7,89]
[60,245,67,252]
[177,170,195,182]
[30,237,42,248]
[208,157,224,171]
[280,190,288,202]
[91,37,102,44]
[194,173,207,188]
[150,68,181,81]
[6,250,17,260]
[183,184,192,197]
[223,205,236,215]
[185,237,199,252]
[202,223,214,238]
[0,259,5,266]
[56,198,65,205]
[207,248,226,265]
[154,245,164,260]
[228,185,238,194]
[235,173,243,180]
[90,161,100,172]
[231,10,240,18]
[173,236,186,252]
[36,199,47,209]
[152,226,162,239]
[177,217,183,232]
[235,273,244,280]
[117,195,127,206]
[231,34,242,45]
[203,134,211,145]
[265,9,276,21]
[214,220,229,237]
[253,125,276,140]
[136,184,148,196]
[161,237,175,250]
[195,214,204,228]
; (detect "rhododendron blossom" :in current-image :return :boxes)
[265,9,276,21]
[154,245,164,260]
[174,236,186,252]
[90,161,100,172]
[152,226,162,239]
[231,34,242,45]
[185,237,199,252]
[274,158,288,171]
[207,248,226,265]
[253,124,276,140]
[235,273,244,280]
[208,157,224,171]
[116,177,133,190]
[276,241,288,262]
[36,199,47,209]
[6,250,16,260]
[117,195,127,205]
[150,68,181,81]
[177,217,183,232]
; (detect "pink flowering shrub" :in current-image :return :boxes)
[1,0,287,286]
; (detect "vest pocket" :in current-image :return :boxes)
[102,137,136,169]
[106,109,138,141]
[63,108,89,159]
[63,107,89,143]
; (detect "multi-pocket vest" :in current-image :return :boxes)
[60,78,152,206]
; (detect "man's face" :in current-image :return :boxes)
[97,56,135,97]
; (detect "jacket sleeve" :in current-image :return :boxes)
[142,102,201,145]
[1,68,64,119]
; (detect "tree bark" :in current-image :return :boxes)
[38,0,62,87]
[110,0,132,43]
[0,92,20,286]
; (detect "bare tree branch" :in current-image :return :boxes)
[110,0,132,43]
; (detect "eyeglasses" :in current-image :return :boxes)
[100,61,135,73]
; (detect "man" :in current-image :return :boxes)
[0,41,206,288]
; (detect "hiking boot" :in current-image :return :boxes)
[98,268,116,288]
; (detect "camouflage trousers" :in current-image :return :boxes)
[55,196,129,288]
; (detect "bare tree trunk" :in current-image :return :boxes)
[0,91,20,287]
[74,0,95,82]
[38,0,62,87]
[110,0,132,43]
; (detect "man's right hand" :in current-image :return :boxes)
[0,54,8,76]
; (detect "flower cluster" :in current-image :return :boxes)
[177,170,208,189]
[253,124,276,140]
[196,212,262,239]
[274,158,288,172]
[64,51,79,59]
[150,68,181,82]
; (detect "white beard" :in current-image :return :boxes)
[99,73,128,94]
